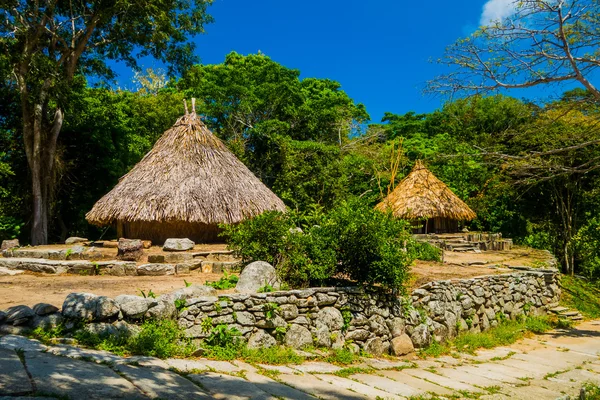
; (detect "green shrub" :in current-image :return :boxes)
[128,320,194,358]
[222,198,415,290]
[204,324,241,348]
[409,241,442,262]
[206,271,239,290]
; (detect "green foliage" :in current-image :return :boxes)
[128,320,194,359]
[573,217,600,279]
[184,280,193,288]
[206,272,239,290]
[582,383,600,400]
[409,241,442,262]
[223,199,414,290]
[422,316,557,357]
[263,303,280,320]
[204,325,241,348]
[174,299,187,311]
[257,282,275,293]
[200,317,213,333]
[341,308,353,333]
[138,289,156,299]
[323,348,359,365]
[560,276,600,319]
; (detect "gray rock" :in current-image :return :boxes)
[345,328,370,341]
[171,285,216,300]
[145,300,177,320]
[0,310,6,323]
[247,330,277,349]
[32,303,59,316]
[235,261,280,293]
[387,317,406,338]
[256,315,286,329]
[279,304,299,320]
[117,238,144,261]
[364,337,389,356]
[83,322,119,337]
[95,296,120,320]
[5,305,35,324]
[312,322,331,348]
[120,298,155,319]
[65,236,88,245]
[410,323,431,348]
[284,324,313,349]
[234,311,256,326]
[114,294,143,305]
[1,239,19,250]
[315,307,344,331]
[390,333,414,356]
[62,293,102,321]
[137,263,175,276]
[163,238,195,251]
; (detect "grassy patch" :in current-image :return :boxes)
[323,348,359,365]
[420,316,557,357]
[333,366,375,378]
[560,276,600,319]
[583,382,600,400]
[203,344,305,365]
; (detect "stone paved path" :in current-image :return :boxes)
[0,321,599,399]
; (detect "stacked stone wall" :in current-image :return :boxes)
[0,270,561,355]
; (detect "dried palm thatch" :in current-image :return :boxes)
[86,102,286,242]
[375,160,476,221]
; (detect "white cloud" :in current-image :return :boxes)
[480,0,517,25]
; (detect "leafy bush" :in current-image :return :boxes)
[128,320,194,358]
[206,271,239,290]
[204,324,242,347]
[409,241,442,262]
[222,198,415,290]
[573,217,600,279]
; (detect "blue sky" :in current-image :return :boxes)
[116,0,553,123]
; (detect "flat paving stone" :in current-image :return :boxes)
[403,368,479,392]
[0,349,32,396]
[113,363,210,399]
[470,363,531,382]
[0,335,47,352]
[496,358,556,377]
[351,373,421,397]
[234,362,317,400]
[24,350,145,399]
[379,369,456,396]
[292,361,342,374]
[318,374,405,400]
[434,366,502,387]
[115,355,170,368]
[188,371,276,400]
[501,380,576,400]
[174,359,241,372]
[276,372,366,400]
[257,364,298,374]
[166,358,211,372]
[363,358,415,370]
[46,345,121,365]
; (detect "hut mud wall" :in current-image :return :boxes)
[6,270,561,356]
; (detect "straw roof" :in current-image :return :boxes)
[375,160,476,221]
[86,107,286,227]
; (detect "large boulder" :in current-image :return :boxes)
[171,285,216,301]
[1,239,19,250]
[117,238,144,261]
[163,238,195,252]
[118,298,155,319]
[62,293,119,321]
[235,261,280,293]
[5,305,35,326]
[284,324,313,349]
[65,236,88,245]
[315,307,344,331]
[390,334,415,356]
[247,330,276,349]
[32,303,59,316]
[364,337,389,356]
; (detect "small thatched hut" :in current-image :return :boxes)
[375,160,476,234]
[86,103,286,243]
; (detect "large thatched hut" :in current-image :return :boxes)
[375,160,476,234]
[86,104,286,243]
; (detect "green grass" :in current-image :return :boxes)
[420,316,557,357]
[583,382,600,400]
[333,366,375,378]
[560,275,600,319]
[323,348,359,365]
[203,344,305,364]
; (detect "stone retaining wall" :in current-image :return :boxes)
[0,270,561,356]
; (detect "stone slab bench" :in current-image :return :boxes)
[0,258,136,276]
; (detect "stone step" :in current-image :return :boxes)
[550,307,569,314]
[569,315,584,321]
[559,311,580,317]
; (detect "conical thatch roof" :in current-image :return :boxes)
[375,160,476,221]
[86,108,286,227]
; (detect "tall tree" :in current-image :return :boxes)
[428,0,600,100]
[0,0,213,244]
